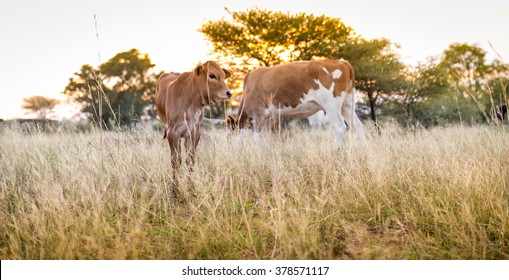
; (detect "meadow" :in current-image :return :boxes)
[0,123,508,259]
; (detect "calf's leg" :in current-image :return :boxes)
[184,128,201,171]
[167,135,182,182]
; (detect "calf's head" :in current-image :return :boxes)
[194,61,232,104]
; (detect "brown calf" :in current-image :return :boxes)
[156,61,232,180]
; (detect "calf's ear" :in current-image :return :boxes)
[194,64,204,76]
[222,68,232,79]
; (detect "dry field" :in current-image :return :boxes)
[0,123,508,259]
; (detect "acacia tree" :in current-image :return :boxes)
[22,95,59,119]
[200,7,354,67]
[438,43,508,123]
[63,49,160,126]
[344,38,405,124]
[200,7,405,124]
[388,60,452,126]
[404,62,450,116]
[440,43,490,94]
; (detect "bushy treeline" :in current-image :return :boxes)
[62,8,508,128]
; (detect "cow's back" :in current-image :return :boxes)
[241,59,353,112]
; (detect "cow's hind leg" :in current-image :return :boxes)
[341,93,366,146]
[323,96,347,148]
[328,112,347,148]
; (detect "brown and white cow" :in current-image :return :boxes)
[156,61,232,179]
[229,59,365,147]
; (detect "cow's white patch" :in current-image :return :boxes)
[259,75,365,148]
[332,69,342,79]
[265,79,335,119]
[322,67,329,74]
[264,79,351,147]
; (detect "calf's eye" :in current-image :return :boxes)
[209,74,216,79]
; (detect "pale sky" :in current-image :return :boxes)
[1,0,508,120]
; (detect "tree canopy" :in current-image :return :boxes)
[22,95,59,119]
[63,49,160,127]
[440,43,490,91]
[348,38,406,124]
[200,7,355,67]
[436,43,508,123]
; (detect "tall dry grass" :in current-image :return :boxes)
[0,123,508,259]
